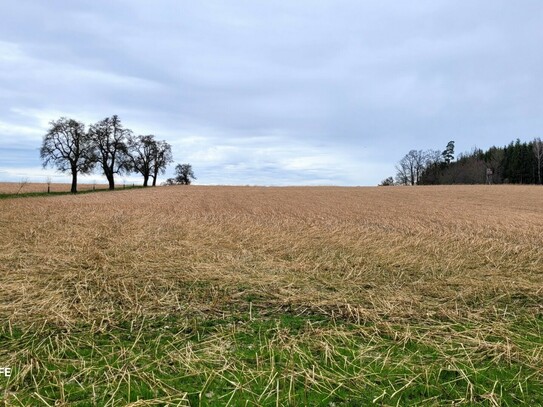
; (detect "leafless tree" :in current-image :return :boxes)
[378,176,395,186]
[166,163,196,185]
[127,135,157,187]
[424,149,442,167]
[150,140,173,187]
[88,115,132,190]
[395,162,410,185]
[417,149,443,184]
[395,150,427,185]
[413,150,429,183]
[17,177,29,194]
[40,118,96,194]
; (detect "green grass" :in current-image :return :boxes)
[1,312,542,406]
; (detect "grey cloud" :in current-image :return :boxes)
[0,0,541,185]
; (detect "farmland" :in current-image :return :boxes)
[0,185,542,405]
[0,182,110,195]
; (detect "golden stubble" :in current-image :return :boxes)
[0,185,542,326]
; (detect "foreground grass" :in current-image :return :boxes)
[1,310,542,406]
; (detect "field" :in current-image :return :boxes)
[0,185,542,405]
[0,182,110,195]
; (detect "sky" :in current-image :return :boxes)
[0,1,542,186]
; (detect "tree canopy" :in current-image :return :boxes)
[40,117,96,193]
[165,163,196,185]
[392,138,543,186]
[88,115,131,190]
[39,115,179,191]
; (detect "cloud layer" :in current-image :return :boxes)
[1,1,542,185]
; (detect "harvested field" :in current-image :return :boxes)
[0,182,110,195]
[0,185,542,405]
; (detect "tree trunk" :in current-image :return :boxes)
[103,165,115,190]
[143,175,149,187]
[152,169,158,187]
[71,170,78,194]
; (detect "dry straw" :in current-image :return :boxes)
[1,185,541,327]
[1,185,542,404]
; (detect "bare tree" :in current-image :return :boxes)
[395,159,411,185]
[40,118,96,194]
[418,149,443,185]
[378,176,394,186]
[533,137,543,185]
[412,150,428,183]
[88,115,132,190]
[17,178,29,194]
[166,163,196,185]
[127,135,156,187]
[150,140,173,187]
[424,149,442,167]
[395,150,427,185]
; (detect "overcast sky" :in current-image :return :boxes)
[0,1,542,185]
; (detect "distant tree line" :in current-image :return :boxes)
[40,116,195,193]
[381,138,543,186]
